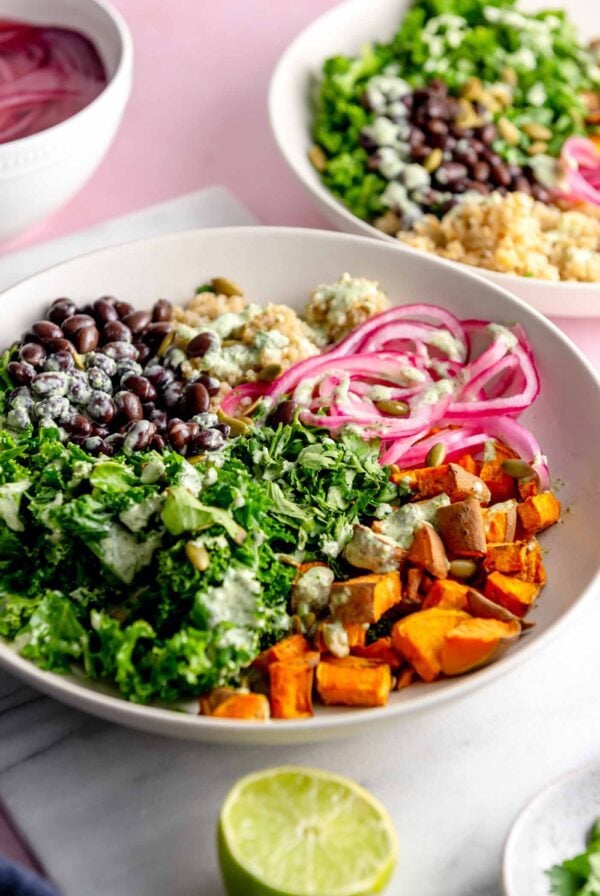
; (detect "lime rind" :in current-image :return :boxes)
[218,766,398,896]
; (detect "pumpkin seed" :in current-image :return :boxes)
[502,458,537,479]
[375,399,410,417]
[527,141,548,156]
[461,77,483,102]
[157,329,175,357]
[185,541,210,571]
[71,349,85,370]
[498,117,521,146]
[449,559,477,579]
[211,276,243,297]
[425,442,446,467]
[424,148,443,173]
[187,454,206,465]
[522,122,552,141]
[217,408,252,436]
[308,144,327,172]
[257,363,283,382]
[374,209,401,235]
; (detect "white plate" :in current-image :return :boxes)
[503,761,600,895]
[1,226,599,744]
[269,0,600,317]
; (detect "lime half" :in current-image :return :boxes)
[217,766,398,896]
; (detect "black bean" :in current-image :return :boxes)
[90,423,109,438]
[103,320,132,343]
[121,374,156,401]
[196,373,220,396]
[87,391,115,424]
[152,299,172,322]
[116,360,143,380]
[472,161,491,183]
[426,99,451,120]
[168,422,192,452]
[408,128,425,149]
[185,382,210,415]
[123,420,156,452]
[410,144,433,163]
[513,176,531,194]
[35,396,71,423]
[267,400,297,427]
[144,365,175,390]
[62,314,95,337]
[102,342,139,361]
[92,298,119,325]
[151,434,165,451]
[455,147,478,169]
[87,367,113,393]
[66,372,92,406]
[435,162,468,186]
[186,332,219,358]
[48,298,77,325]
[148,408,167,433]
[32,371,68,396]
[85,352,117,377]
[30,320,64,344]
[426,119,448,148]
[105,433,125,453]
[189,428,224,453]
[74,325,99,354]
[19,342,46,367]
[114,300,135,319]
[531,184,550,203]
[8,361,35,385]
[161,382,184,409]
[115,390,143,422]
[98,440,114,457]
[464,181,490,195]
[9,386,33,410]
[478,123,497,145]
[358,132,377,152]
[47,337,75,354]
[141,322,172,348]
[123,310,152,334]
[164,347,186,371]
[44,351,74,372]
[213,423,231,439]
[133,343,151,364]
[63,414,92,437]
[83,436,103,455]
[489,162,511,188]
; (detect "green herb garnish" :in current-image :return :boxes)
[548,819,600,895]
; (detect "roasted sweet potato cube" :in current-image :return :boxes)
[253,634,312,671]
[483,500,517,543]
[352,637,403,669]
[199,687,242,716]
[315,656,392,707]
[395,667,415,690]
[329,571,401,624]
[269,655,318,719]
[211,693,270,721]
[518,477,539,500]
[395,463,491,504]
[439,617,521,676]
[408,523,449,578]
[517,492,561,534]
[405,567,423,605]
[455,453,480,476]
[436,498,487,558]
[484,571,540,617]
[422,578,469,610]
[479,459,518,503]
[484,539,546,584]
[343,523,407,573]
[392,608,470,682]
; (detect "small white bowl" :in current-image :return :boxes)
[0,226,599,744]
[0,0,133,243]
[503,761,600,896]
[269,0,600,318]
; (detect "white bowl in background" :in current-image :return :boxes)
[269,0,600,318]
[503,761,600,896]
[0,226,599,744]
[0,0,133,243]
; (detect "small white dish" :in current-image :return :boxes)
[0,0,133,243]
[269,0,600,318]
[503,761,600,896]
[0,226,599,744]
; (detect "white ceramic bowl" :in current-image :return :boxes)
[0,0,133,243]
[503,761,600,896]
[269,0,600,318]
[0,226,599,744]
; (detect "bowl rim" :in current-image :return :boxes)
[0,0,133,168]
[268,0,600,295]
[1,223,599,741]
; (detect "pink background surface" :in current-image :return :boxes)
[0,0,599,878]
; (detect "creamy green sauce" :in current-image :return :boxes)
[0,480,30,532]
[379,493,450,548]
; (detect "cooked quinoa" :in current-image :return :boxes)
[305,273,391,343]
[397,192,600,283]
